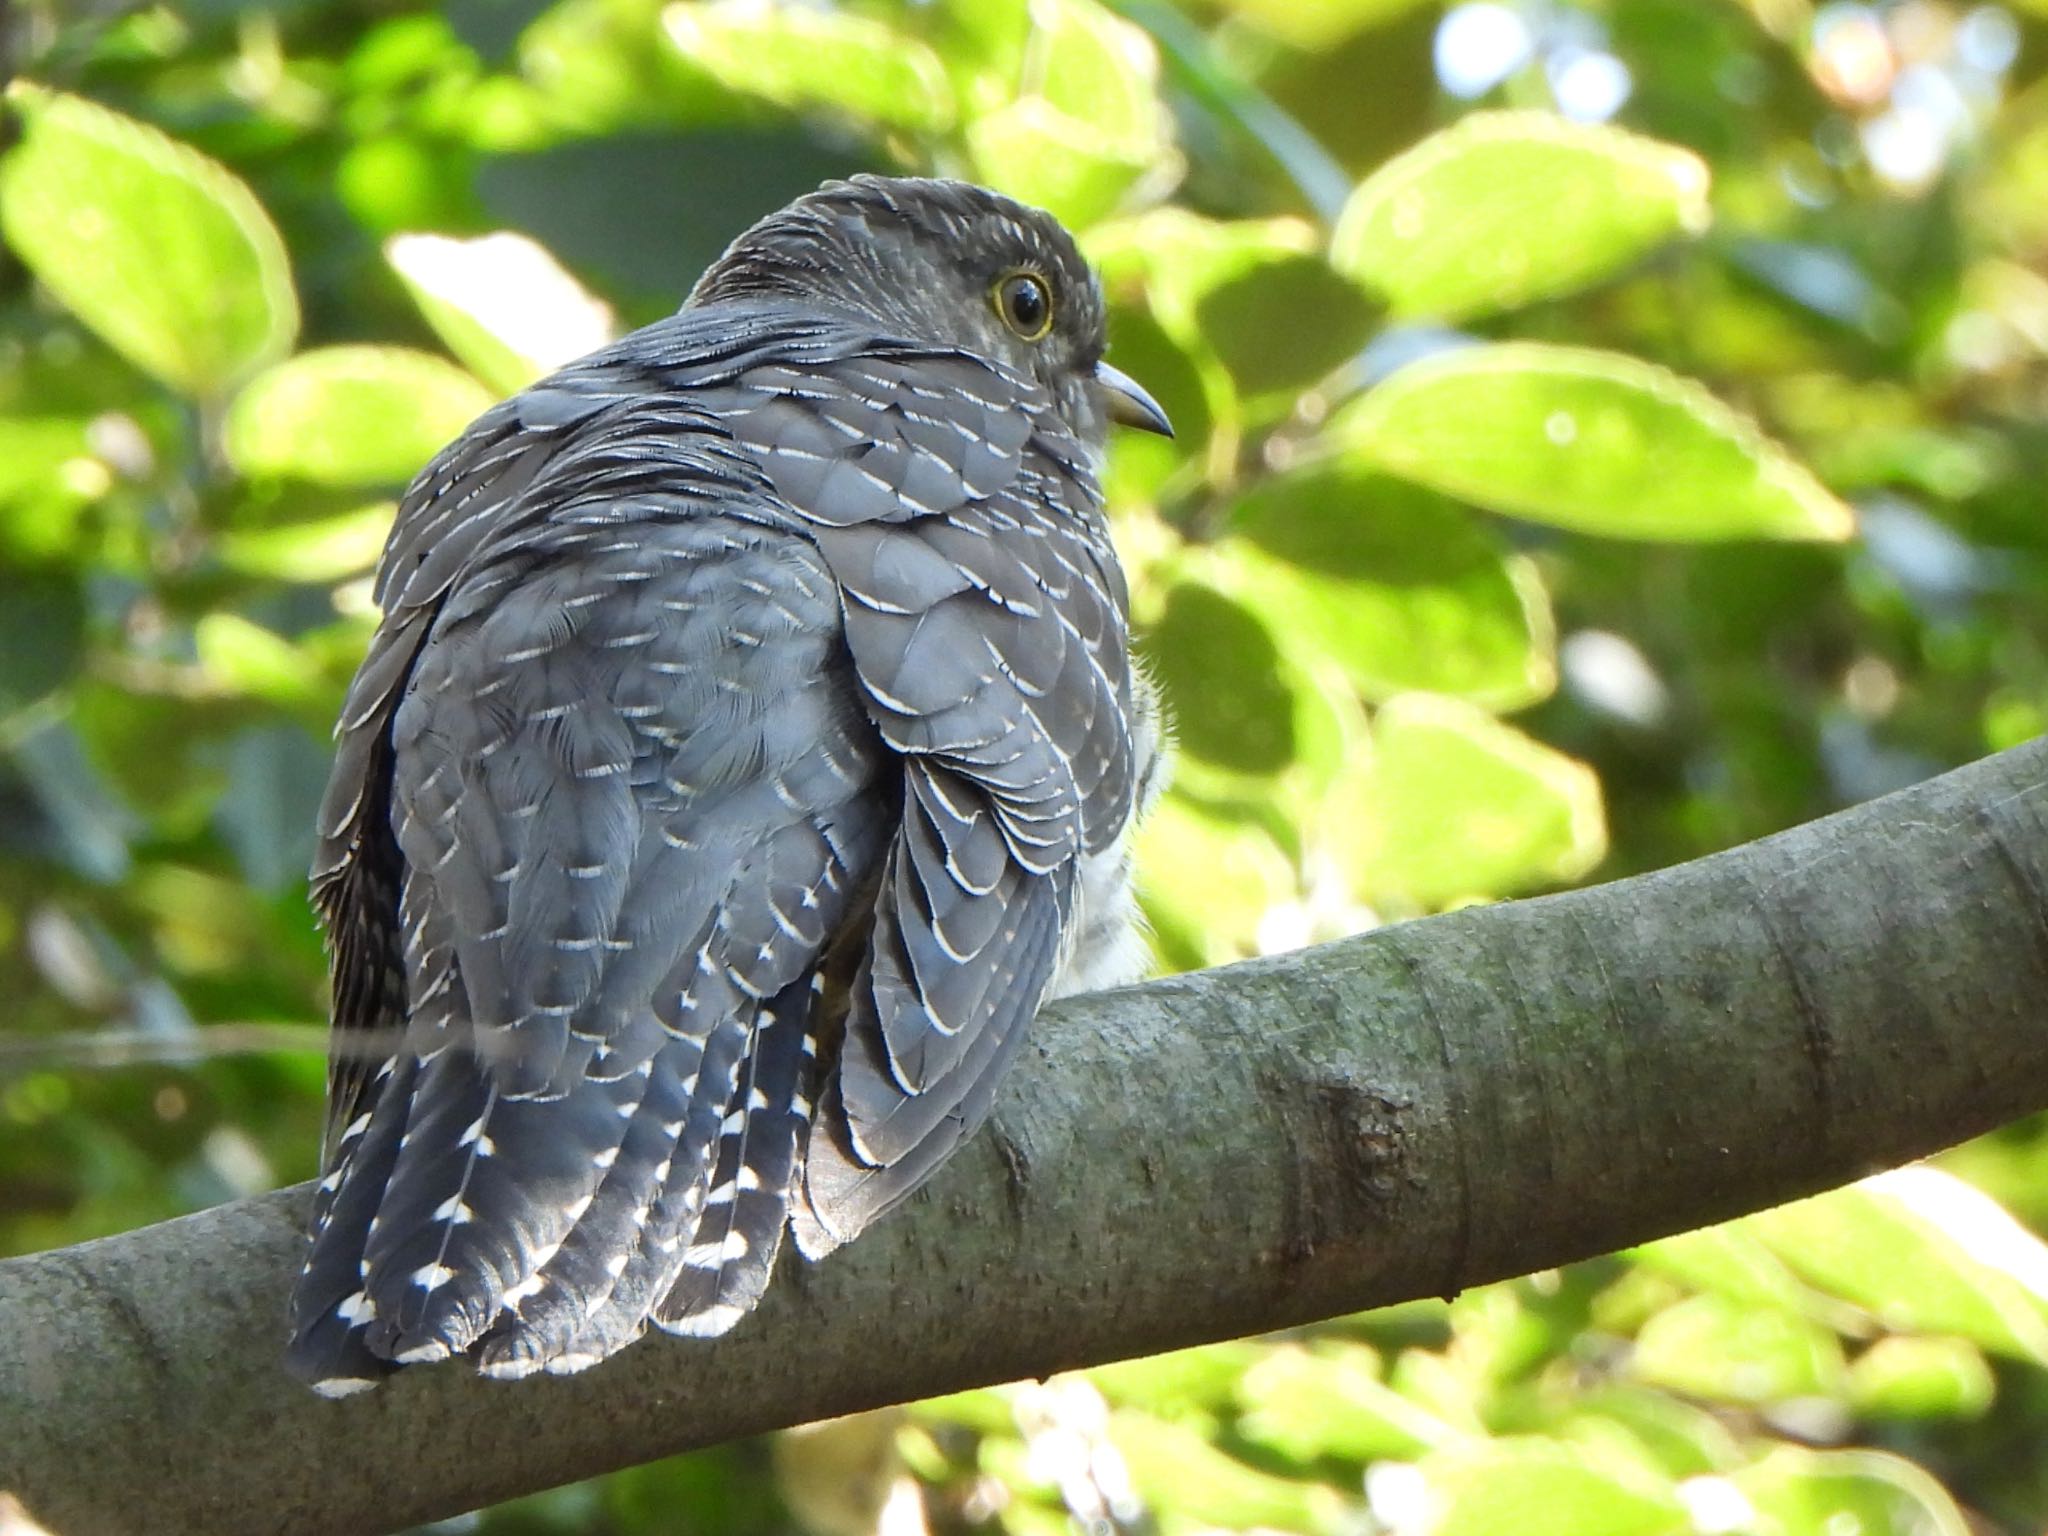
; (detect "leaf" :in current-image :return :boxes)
[1417,1438,1684,1536]
[1631,1294,1846,1404]
[214,504,396,584]
[1223,468,1554,708]
[0,83,297,396]
[194,614,325,708]
[385,232,616,396]
[664,2,955,132]
[1092,212,1367,399]
[0,416,102,558]
[0,573,86,714]
[224,348,493,488]
[1334,342,1854,543]
[1109,1409,1347,1533]
[1136,794,1297,970]
[1220,0,1435,49]
[1089,1343,1267,1416]
[1744,1171,2048,1362]
[965,0,1171,229]
[967,97,1157,231]
[1334,111,1710,322]
[1339,693,1605,909]
[1735,1447,1972,1536]
[1624,1224,1819,1315]
[1847,1335,1996,1420]
[1237,1345,1467,1463]
[1138,579,1298,774]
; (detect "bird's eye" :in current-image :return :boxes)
[993,271,1054,341]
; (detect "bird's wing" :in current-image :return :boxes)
[289,354,892,1388]
[703,345,1139,1255]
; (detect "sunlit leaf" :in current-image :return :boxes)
[1418,1438,1684,1536]
[1847,1335,1996,1420]
[967,97,1157,231]
[1335,112,1710,322]
[1109,1409,1347,1533]
[966,0,1171,228]
[1625,1223,1819,1315]
[1221,0,1435,49]
[194,614,325,708]
[1744,1172,2048,1363]
[385,232,616,396]
[1137,794,1296,970]
[1631,1294,1846,1404]
[1337,693,1606,909]
[1238,1345,1467,1463]
[0,83,297,395]
[224,348,493,488]
[1735,1447,1972,1536]
[664,2,955,132]
[214,504,396,585]
[1334,342,1854,542]
[1223,468,1554,708]
[0,416,103,558]
[1090,1343,1266,1416]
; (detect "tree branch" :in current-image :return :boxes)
[6,738,2048,1536]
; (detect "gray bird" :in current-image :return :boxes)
[286,175,1172,1393]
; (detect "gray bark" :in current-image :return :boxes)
[4,736,2047,1536]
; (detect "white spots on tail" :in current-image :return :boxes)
[310,1375,380,1399]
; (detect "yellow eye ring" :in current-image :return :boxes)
[992,271,1054,341]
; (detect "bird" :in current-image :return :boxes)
[285,174,1173,1394]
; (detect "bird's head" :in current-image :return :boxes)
[690,174,1171,444]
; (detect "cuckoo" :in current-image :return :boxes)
[286,175,1172,1393]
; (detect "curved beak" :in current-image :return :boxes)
[1095,361,1174,438]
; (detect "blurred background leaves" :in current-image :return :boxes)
[4,0,2048,1531]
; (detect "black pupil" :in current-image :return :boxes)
[1006,276,1047,333]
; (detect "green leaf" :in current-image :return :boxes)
[1340,693,1605,909]
[214,504,395,584]
[1334,342,1854,543]
[0,83,297,396]
[1631,1293,1846,1404]
[194,614,325,708]
[1136,794,1297,970]
[224,347,493,489]
[1334,111,1710,322]
[1222,468,1554,708]
[1089,1342,1267,1416]
[1735,1447,1972,1536]
[965,0,1170,229]
[1109,1409,1346,1533]
[0,573,87,714]
[385,232,616,397]
[1138,579,1298,774]
[1092,213,1368,399]
[1847,1335,1996,1420]
[0,416,103,559]
[664,3,955,132]
[1625,1223,1819,1315]
[1237,1345,1467,1463]
[967,98,1156,231]
[1220,0,1435,49]
[1417,1438,1684,1536]
[1743,1170,2048,1363]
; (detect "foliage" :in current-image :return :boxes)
[4,0,2048,1531]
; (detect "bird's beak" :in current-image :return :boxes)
[1095,361,1174,438]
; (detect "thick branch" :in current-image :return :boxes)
[6,739,2048,1536]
